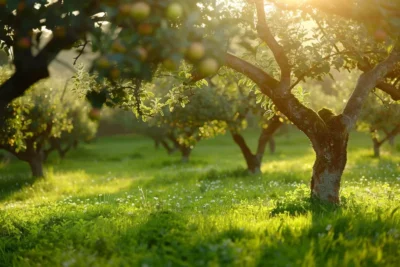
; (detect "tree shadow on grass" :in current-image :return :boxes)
[148,158,209,169]
[119,210,249,266]
[260,196,400,266]
[0,173,40,202]
[199,167,252,181]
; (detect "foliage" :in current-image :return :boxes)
[0,0,232,112]
[0,67,97,175]
[44,89,98,159]
[147,81,232,159]
[359,94,400,132]
[0,68,72,155]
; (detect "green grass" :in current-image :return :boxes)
[0,129,400,266]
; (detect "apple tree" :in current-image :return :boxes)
[0,68,72,177]
[0,0,230,122]
[359,93,400,158]
[223,0,400,203]
[153,82,232,163]
[209,68,285,173]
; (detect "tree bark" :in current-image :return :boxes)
[231,132,261,174]
[389,136,395,147]
[373,140,381,158]
[180,146,192,163]
[154,139,160,150]
[73,140,79,148]
[160,139,175,155]
[28,155,44,178]
[231,115,282,174]
[310,130,349,203]
[269,137,276,154]
[370,125,400,157]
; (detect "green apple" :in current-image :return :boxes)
[96,56,111,69]
[163,58,177,71]
[110,68,121,79]
[130,2,151,21]
[186,42,205,61]
[166,2,183,21]
[198,58,219,76]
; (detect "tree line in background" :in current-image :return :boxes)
[0,0,399,204]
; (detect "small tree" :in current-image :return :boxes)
[359,94,400,157]
[156,84,232,162]
[211,68,285,173]
[0,69,72,177]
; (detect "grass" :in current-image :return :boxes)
[0,129,399,266]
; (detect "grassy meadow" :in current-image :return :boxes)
[0,129,400,266]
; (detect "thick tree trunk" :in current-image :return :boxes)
[310,132,349,204]
[180,146,192,163]
[268,137,276,154]
[28,154,44,178]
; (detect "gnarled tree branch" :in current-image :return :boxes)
[342,45,400,132]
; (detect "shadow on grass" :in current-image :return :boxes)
[148,158,209,169]
[0,173,41,202]
[199,168,252,181]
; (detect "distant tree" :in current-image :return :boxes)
[359,94,400,157]
[0,68,96,176]
[211,68,287,173]
[0,69,72,177]
[156,84,232,162]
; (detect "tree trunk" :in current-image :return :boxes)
[43,148,53,162]
[268,137,276,154]
[180,146,192,163]
[154,139,160,150]
[231,132,261,174]
[231,116,282,174]
[73,140,79,148]
[389,135,395,147]
[28,154,44,178]
[310,132,349,204]
[372,139,381,158]
[160,140,175,155]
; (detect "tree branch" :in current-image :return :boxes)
[256,115,282,156]
[224,53,278,90]
[376,81,400,101]
[255,0,291,89]
[342,45,400,132]
[224,52,328,150]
